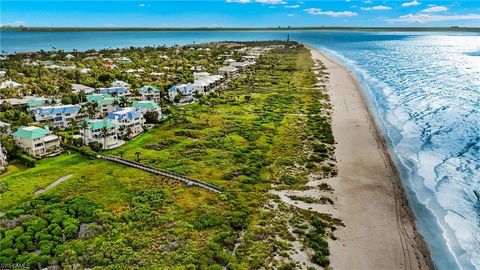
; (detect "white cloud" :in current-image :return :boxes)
[420,5,447,13]
[227,0,286,4]
[401,0,421,7]
[139,3,145,7]
[345,0,351,2]
[226,0,251,3]
[363,0,372,3]
[387,13,480,23]
[287,13,295,16]
[304,8,357,17]
[361,5,391,11]
[284,4,300,8]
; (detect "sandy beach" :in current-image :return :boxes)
[306,45,434,270]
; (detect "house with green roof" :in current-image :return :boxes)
[80,119,122,149]
[86,94,118,118]
[132,101,163,120]
[27,98,47,110]
[139,85,161,102]
[12,126,61,158]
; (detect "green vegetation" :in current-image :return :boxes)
[0,43,339,269]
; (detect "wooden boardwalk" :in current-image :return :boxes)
[98,155,222,193]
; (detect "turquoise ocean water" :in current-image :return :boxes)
[1,30,480,269]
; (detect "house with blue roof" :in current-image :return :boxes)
[168,83,194,103]
[106,107,145,139]
[97,87,131,98]
[12,126,61,158]
[33,104,83,129]
[80,119,121,149]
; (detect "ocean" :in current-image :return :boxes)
[1,30,480,269]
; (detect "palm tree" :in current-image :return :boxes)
[134,151,141,162]
[119,150,125,159]
[79,121,88,145]
[101,126,109,150]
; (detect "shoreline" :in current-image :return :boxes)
[306,45,434,269]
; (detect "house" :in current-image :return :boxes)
[32,104,83,129]
[117,57,132,63]
[168,84,194,103]
[27,98,48,110]
[218,66,239,79]
[0,142,6,171]
[72,84,95,94]
[0,121,12,134]
[229,61,254,72]
[0,71,6,77]
[110,80,130,89]
[0,80,22,89]
[65,54,75,60]
[106,108,145,139]
[193,72,211,80]
[98,87,131,98]
[132,101,162,120]
[80,119,121,149]
[79,68,92,74]
[86,94,119,117]
[139,86,161,102]
[12,126,61,158]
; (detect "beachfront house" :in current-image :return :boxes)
[218,66,239,79]
[106,108,145,139]
[32,104,83,129]
[80,119,121,149]
[0,142,7,171]
[132,100,163,120]
[110,80,130,89]
[168,83,194,103]
[98,87,131,98]
[12,126,61,158]
[139,85,161,102]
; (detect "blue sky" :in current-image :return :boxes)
[1,0,480,27]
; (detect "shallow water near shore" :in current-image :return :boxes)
[2,30,480,269]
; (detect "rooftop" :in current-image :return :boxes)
[12,126,50,140]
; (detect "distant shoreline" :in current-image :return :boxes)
[2,26,480,32]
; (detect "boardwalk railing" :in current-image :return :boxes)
[98,155,222,193]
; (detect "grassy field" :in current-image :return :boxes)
[0,44,339,269]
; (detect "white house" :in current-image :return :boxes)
[72,84,95,94]
[218,66,239,79]
[106,108,145,139]
[0,142,7,171]
[139,85,161,102]
[12,126,61,158]
[80,119,121,149]
[87,94,119,118]
[0,121,11,134]
[0,80,22,90]
[32,104,83,129]
[110,80,130,89]
[168,83,194,103]
[229,61,254,72]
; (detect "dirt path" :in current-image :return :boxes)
[34,174,73,195]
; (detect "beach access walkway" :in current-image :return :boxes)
[98,155,222,193]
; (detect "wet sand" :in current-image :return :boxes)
[306,45,434,270]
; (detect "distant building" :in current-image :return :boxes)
[132,101,162,120]
[98,87,131,98]
[0,121,12,134]
[110,80,130,89]
[27,98,48,110]
[139,86,161,102]
[168,83,194,103]
[117,57,132,63]
[218,66,239,79]
[80,119,121,149]
[72,83,95,95]
[193,72,211,81]
[0,71,6,77]
[32,104,83,129]
[64,54,75,60]
[0,80,22,89]
[12,126,61,158]
[229,61,254,72]
[0,142,7,171]
[106,108,145,139]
